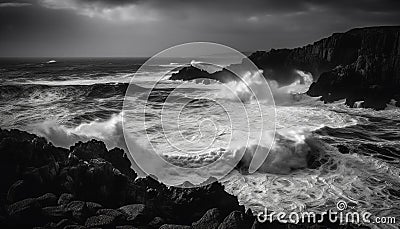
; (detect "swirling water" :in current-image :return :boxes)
[0,58,399,227]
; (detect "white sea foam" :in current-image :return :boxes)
[35,112,125,149]
[215,69,313,105]
[6,61,397,221]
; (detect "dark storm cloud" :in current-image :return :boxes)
[46,0,400,13]
[75,0,140,4]
[0,3,31,7]
[58,0,142,7]
[0,0,399,57]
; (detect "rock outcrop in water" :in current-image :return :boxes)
[170,26,400,109]
[0,128,369,228]
[169,65,239,84]
[306,26,400,109]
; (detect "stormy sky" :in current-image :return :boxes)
[1,0,399,57]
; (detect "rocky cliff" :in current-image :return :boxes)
[306,26,400,109]
[170,26,400,109]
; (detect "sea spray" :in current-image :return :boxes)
[233,128,323,174]
[35,112,125,149]
[215,69,313,105]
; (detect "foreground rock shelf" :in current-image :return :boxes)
[0,128,369,228]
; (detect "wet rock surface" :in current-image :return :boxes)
[170,26,400,110]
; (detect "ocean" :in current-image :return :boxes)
[0,57,399,226]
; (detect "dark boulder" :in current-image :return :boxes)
[169,182,244,225]
[218,211,247,229]
[64,201,90,223]
[307,64,398,109]
[0,129,67,195]
[36,193,58,207]
[69,139,107,161]
[63,158,129,207]
[192,208,222,229]
[170,66,228,83]
[97,208,126,224]
[306,26,400,109]
[103,147,137,180]
[85,214,115,228]
[118,204,152,225]
[58,193,75,205]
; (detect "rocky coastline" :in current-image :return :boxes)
[170,26,400,110]
[0,128,369,228]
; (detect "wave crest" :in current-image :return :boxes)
[215,69,313,105]
[234,129,324,174]
[35,113,126,150]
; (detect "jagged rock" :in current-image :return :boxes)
[307,64,398,109]
[170,66,232,83]
[171,26,400,110]
[0,129,373,228]
[0,129,67,195]
[36,193,58,208]
[85,214,115,228]
[97,209,126,224]
[218,211,246,229]
[103,147,137,180]
[192,208,222,229]
[305,27,400,109]
[131,176,169,202]
[169,182,244,225]
[118,204,151,224]
[58,193,74,205]
[69,139,107,161]
[64,158,129,207]
[64,201,89,223]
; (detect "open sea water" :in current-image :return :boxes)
[0,58,399,227]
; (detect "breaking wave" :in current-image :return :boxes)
[35,112,126,150]
[0,83,146,101]
[215,69,313,105]
[234,129,324,175]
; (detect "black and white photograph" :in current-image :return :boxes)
[0,0,399,228]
